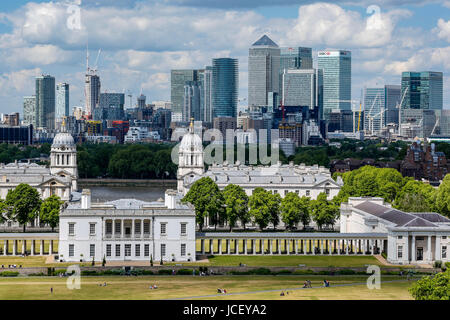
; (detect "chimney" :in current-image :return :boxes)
[165,189,177,209]
[81,189,91,209]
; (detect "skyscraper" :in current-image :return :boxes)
[385,85,401,125]
[137,94,146,109]
[401,72,443,110]
[248,35,280,107]
[23,96,36,127]
[317,50,352,120]
[35,75,56,129]
[363,87,385,135]
[202,66,213,123]
[212,58,239,118]
[183,81,202,122]
[85,73,101,117]
[280,47,313,71]
[281,69,322,110]
[56,83,70,127]
[171,69,199,122]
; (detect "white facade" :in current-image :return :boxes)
[58,189,196,262]
[341,197,450,265]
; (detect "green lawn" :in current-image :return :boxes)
[169,255,383,267]
[0,275,414,300]
[0,256,96,268]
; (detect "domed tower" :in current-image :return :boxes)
[177,119,204,193]
[50,119,78,190]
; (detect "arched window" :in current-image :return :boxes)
[57,155,60,165]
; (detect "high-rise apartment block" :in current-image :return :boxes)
[36,75,56,130]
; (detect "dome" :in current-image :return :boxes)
[179,130,203,152]
[52,132,75,148]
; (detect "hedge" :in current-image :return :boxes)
[0,271,19,277]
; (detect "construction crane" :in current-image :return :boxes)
[364,92,381,135]
[397,87,408,136]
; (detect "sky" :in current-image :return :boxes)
[0,0,449,115]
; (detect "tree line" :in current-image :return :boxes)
[0,184,63,232]
[77,143,177,179]
[182,177,339,231]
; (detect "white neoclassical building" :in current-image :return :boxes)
[58,189,196,262]
[177,122,342,200]
[341,197,450,265]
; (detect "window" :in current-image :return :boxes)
[397,246,403,259]
[181,244,186,256]
[442,246,447,259]
[68,223,75,236]
[416,237,425,241]
[135,221,141,234]
[295,190,299,195]
[69,244,74,257]
[115,221,121,234]
[325,189,330,195]
[442,236,447,240]
[398,236,403,240]
[284,190,288,196]
[273,190,278,194]
[89,223,96,235]
[115,244,121,257]
[106,244,111,257]
[181,223,187,236]
[161,244,166,257]
[144,244,150,257]
[135,244,140,257]
[125,244,131,257]
[90,244,95,257]
[106,222,112,234]
[161,223,167,235]
[143,221,150,234]
[306,190,310,197]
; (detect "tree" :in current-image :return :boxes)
[409,270,449,300]
[249,188,272,230]
[298,196,311,229]
[39,195,63,231]
[182,177,224,231]
[5,184,41,232]
[310,193,339,230]
[394,180,437,212]
[268,192,281,228]
[436,174,450,218]
[280,192,302,230]
[0,199,7,224]
[222,184,249,231]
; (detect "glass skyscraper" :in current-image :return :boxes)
[212,58,238,118]
[248,35,280,107]
[35,75,55,130]
[279,47,313,101]
[363,87,385,135]
[281,69,322,112]
[56,83,69,126]
[23,96,36,127]
[171,69,198,122]
[401,71,443,110]
[317,50,351,121]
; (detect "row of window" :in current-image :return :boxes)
[397,245,447,259]
[398,236,447,240]
[68,222,188,237]
[68,243,187,258]
[270,189,330,196]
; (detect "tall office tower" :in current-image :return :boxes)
[281,69,322,111]
[85,73,101,117]
[93,93,125,120]
[56,83,70,127]
[201,66,213,123]
[248,35,280,107]
[212,58,239,118]
[363,87,386,135]
[317,50,352,121]
[183,81,202,121]
[401,72,443,110]
[35,75,56,130]
[171,69,198,122]
[23,96,36,127]
[279,47,313,97]
[385,85,401,125]
[137,94,146,108]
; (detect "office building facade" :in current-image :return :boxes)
[36,75,56,130]
[171,69,199,122]
[212,58,239,118]
[317,50,352,121]
[56,83,70,127]
[23,96,36,127]
[248,35,280,107]
[401,72,443,111]
[183,81,203,122]
[281,69,322,114]
[85,73,101,117]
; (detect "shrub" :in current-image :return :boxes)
[130,269,143,276]
[177,269,193,275]
[337,269,356,275]
[28,272,45,277]
[0,271,19,277]
[433,261,442,269]
[158,269,172,275]
[142,270,154,275]
[293,269,315,275]
[274,270,292,275]
[81,270,99,276]
[251,268,272,275]
[55,269,67,275]
[103,269,124,276]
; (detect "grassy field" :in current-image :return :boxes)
[169,255,383,267]
[0,256,96,268]
[0,275,414,300]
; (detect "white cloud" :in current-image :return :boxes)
[436,18,450,42]
[0,68,42,94]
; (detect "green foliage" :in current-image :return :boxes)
[394,180,437,212]
[435,174,450,218]
[182,177,225,231]
[0,271,19,277]
[280,192,304,230]
[310,193,339,230]
[76,143,176,179]
[248,188,273,230]
[5,184,42,232]
[409,270,450,300]
[222,184,249,231]
[39,195,63,231]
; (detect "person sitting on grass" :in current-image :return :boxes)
[307,280,312,288]
[280,291,285,296]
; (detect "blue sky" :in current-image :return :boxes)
[0,0,449,115]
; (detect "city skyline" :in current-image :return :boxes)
[0,1,449,115]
